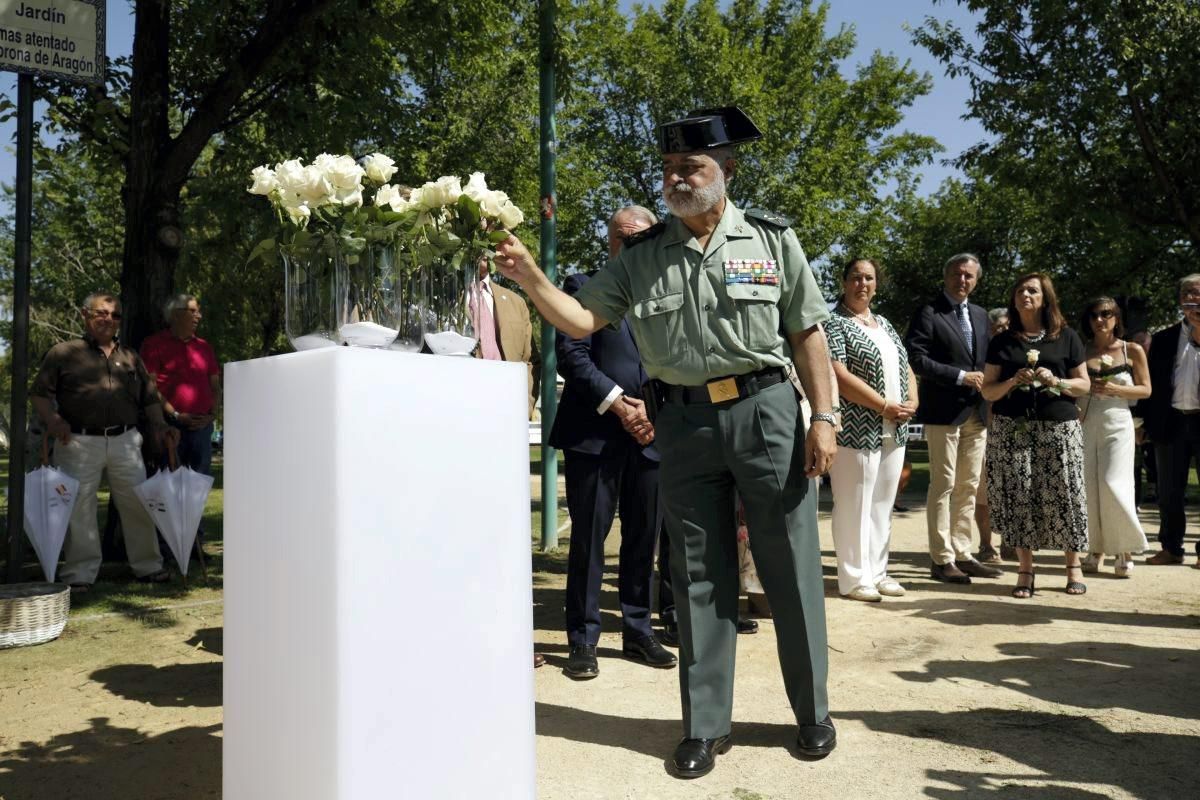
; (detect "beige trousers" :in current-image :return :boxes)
[55,428,162,584]
[924,412,987,564]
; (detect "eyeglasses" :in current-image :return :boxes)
[1088,309,1116,320]
[87,310,122,320]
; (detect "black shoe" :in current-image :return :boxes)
[623,635,678,668]
[930,561,971,584]
[564,644,598,679]
[660,624,680,648]
[671,735,732,779]
[737,617,759,634]
[796,715,837,758]
[955,558,1003,579]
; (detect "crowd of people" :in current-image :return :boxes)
[27,104,1197,781]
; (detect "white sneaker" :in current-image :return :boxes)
[844,586,882,602]
[876,578,906,597]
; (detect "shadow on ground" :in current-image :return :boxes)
[871,595,1200,630]
[90,662,222,708]
[0,717,221,800]
[894,640,1200,719]
[841,707,1198,800]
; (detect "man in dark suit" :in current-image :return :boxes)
[1136,274,1200,568]
[549,206,677,678]
[905,253,1003,584]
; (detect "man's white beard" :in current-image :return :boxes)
[663,169,726,218]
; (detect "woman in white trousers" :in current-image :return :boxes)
[825,258,919,601]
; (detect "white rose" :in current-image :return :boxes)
[419,175,463,208]
[284,202,311,226]
[291,163,334,207]
[1099,354,1114,367]
[248,165,278,196]
[478,189,508,219]
[375,183,401,209]
[273,159,307,203]
[463,171,490,202]
[315,153,365,206]
[1026,349,1040,365]
[361,153,397,184]
[498,200,524,229]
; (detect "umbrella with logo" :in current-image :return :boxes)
[133,444,213,581]
[23,437,79,583]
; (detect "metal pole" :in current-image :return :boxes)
[538,0,559,551]
[5,74,34,583]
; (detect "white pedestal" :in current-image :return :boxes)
[223,348,535,799]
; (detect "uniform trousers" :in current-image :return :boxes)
[563,446,659,646]
[829,439,905,595]
[924,411,986,564]
[656,381,828,738]
[56,428,162,584]
[1153,411,1200,557]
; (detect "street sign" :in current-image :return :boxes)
[0,0,104,85]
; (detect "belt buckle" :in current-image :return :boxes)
[706,377,739,403]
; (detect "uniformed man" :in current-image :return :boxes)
[496,107,838,778]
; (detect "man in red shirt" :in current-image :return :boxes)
[140,294,221,477]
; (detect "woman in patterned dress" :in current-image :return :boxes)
[825,258,918,601]
[1078,297,1151,577]
[981,273,1092,598]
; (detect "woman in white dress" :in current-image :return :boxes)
[1078,297,1151,577]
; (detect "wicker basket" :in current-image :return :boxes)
[0,582,70,649]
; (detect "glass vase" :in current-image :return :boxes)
[422,260,479,356]
[334,244,423,350]
[283,248,339,351]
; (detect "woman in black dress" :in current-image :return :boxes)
[981,273,1092,598]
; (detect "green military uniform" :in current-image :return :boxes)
[575,199,832,738]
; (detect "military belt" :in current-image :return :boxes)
[658,366,787,406]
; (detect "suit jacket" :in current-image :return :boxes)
[547,272,659,461]
[1136,322,1183,443]
[905,293,990,425]
[477,280,539,418]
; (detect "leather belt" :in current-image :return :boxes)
[70,424,136,436]
[658,367,788,405]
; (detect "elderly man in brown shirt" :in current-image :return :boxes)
[31,292,180,592]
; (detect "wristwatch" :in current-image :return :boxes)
[811,411,836,426]
[170,410,181,421]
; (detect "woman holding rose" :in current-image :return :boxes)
[1078,297,1151,577]
[981,274,1091,598]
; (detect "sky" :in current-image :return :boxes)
[0,0,985,194]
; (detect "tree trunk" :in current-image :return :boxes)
[121,0,175,351]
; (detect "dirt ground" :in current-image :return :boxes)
[1,488,1198,800]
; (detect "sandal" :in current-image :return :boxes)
[1065,563,1087,595]
[1011,570,1035,599]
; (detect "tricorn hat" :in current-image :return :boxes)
[657,106,763,154]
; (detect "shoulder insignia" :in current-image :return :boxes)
[744,208,792,228]
[623,221,666,249]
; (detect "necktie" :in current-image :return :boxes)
[956,304,974,358]
[470,282,502,360]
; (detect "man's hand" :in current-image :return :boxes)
[158,426,182,451]
[178,412,215,431]
[494,235,542,288]
[46,414,71,445]
[804,420,836,478]
[962,371,985,391]
[611,396,654,445]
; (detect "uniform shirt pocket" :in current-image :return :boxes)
[631,291,684,364]
[725,283,782,348]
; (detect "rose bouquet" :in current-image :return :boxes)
[247,156,525,353]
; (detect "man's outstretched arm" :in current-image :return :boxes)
[494,235,609,338]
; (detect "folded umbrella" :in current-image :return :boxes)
[134,443,213,579]
[23,437,79,583]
